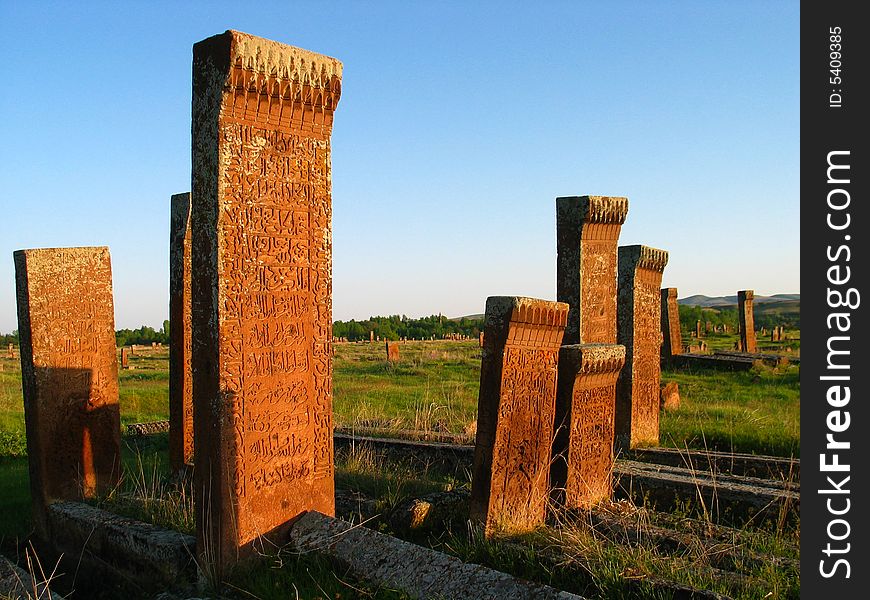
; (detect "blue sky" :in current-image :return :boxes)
[0,1,799,332]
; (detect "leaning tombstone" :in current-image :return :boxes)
[13,247,121,540]
[659,288,682,360]
[556,195,629,344]
[551,344,625,509]
[615,245,669,450]
[169,192,194,472]
[470,297,569,536]
[737,290,758,353]
[191,30,342,574]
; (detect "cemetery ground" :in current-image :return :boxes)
[0,338,799,599]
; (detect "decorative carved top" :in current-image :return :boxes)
[485,297,569,329]
[560,343,626,375]
[619,245,669,274]
[663,287,678,299]
[738,289,755,301]
[556,196,629,225]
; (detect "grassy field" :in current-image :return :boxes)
[0,339,800,598]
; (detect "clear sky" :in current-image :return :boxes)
[0,1,799,333]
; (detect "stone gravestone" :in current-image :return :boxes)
[7,343,13,358]
[551,343,625,509]
[385,341,399,362]
[556,195,629,344]
[478,331,485,348]
[737,290,757,353]
[695,320,702,339]
[169,192,194,472]
[121,347,129,369]
[13,247,121,540]
[615,245,669,450]
[470,297,569,536]
[660,381,680,411]
[370,331,374,343]
[191,30,342,572]
[660,288,682,359]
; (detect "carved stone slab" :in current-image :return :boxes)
[615,245,669,449]
[470,297,569,535]
[556,195,628,345]
[552,343,625,508]
[169,192,193,472]
[191,30,342,571]
[738,290,757,353]
[13,247,121,539]
[385,341,399,362]
[660,288,682,358]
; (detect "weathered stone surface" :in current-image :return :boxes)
[191,30,342,572]
[0,556,63,600]
[13,247,121,539]
[470,297,569,535]
[615,245,668,449]
[46,501,195,593]
[385,341,399,362]
[169,192,194,473]
[552,344,625,508]
[289,511,584,600]
[737,290,757,353]
[556,195,628,344]
[660,381,680,411]
[660,288,682,358]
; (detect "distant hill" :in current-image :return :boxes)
[453,313,484,321]
[678,294,800,308]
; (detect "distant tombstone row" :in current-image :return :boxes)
[771,325,786,342]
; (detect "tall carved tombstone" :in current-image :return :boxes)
[169,192,194,472]
[13,247,121,540]
[556,196,629,345]
[738,290,757,353]
[470,297,569,536]
[551,344,625,509]
[695,320,702,339]
[615,246,669,449]
[191,30,342,572]
[660,288,682,359]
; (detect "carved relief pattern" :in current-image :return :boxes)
[217,93,333,541]
[490,339,558,530]
[630,271,663,445]
[15,248,120,504]
[568,381,615,505]
[580,238,617,343]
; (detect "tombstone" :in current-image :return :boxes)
[695,320,702,339]
[737,290,757,353]
[660,381,680,411]
[191,30,342,572]
[615,245,669,450]
[385,341,399,362]
[699,340,708,352]
[556,195,629,344]
[7,343,13,358]
[130,344,137,355]
[121,347,129,369]
[478,331,485,348]
[660,288,682,359]
[551,344,625,509]
[13,247,121,540]
[705,321,712,333]
[151,341,157,350]
[169,192,194,472]
[370,330,374,343]
[470,297,569,535]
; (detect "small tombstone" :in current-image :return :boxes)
[660,288,682,359]
[705,321,712,333]
[6,343,13,358]
[121,347,129,369]
[130,344,137,355]
[370,330,374,343]
[470,297,569,536]
[14,247,121,540]
[552,343,625,509]
[479,331,485,347]
[695,320,702,338]
[699,340,708,352]
[151,341,157,349]
[660,382,680,411]
[385,341,399,362]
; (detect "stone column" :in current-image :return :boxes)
[470,297,569,536]
[660,288,682,359]
[191,30,342,572]
[615,245,669,449]
[556,196,629,345]
[169,192,194,473]
[13,247,121,540]
[551,344,625,509]
[738,290,757,353]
